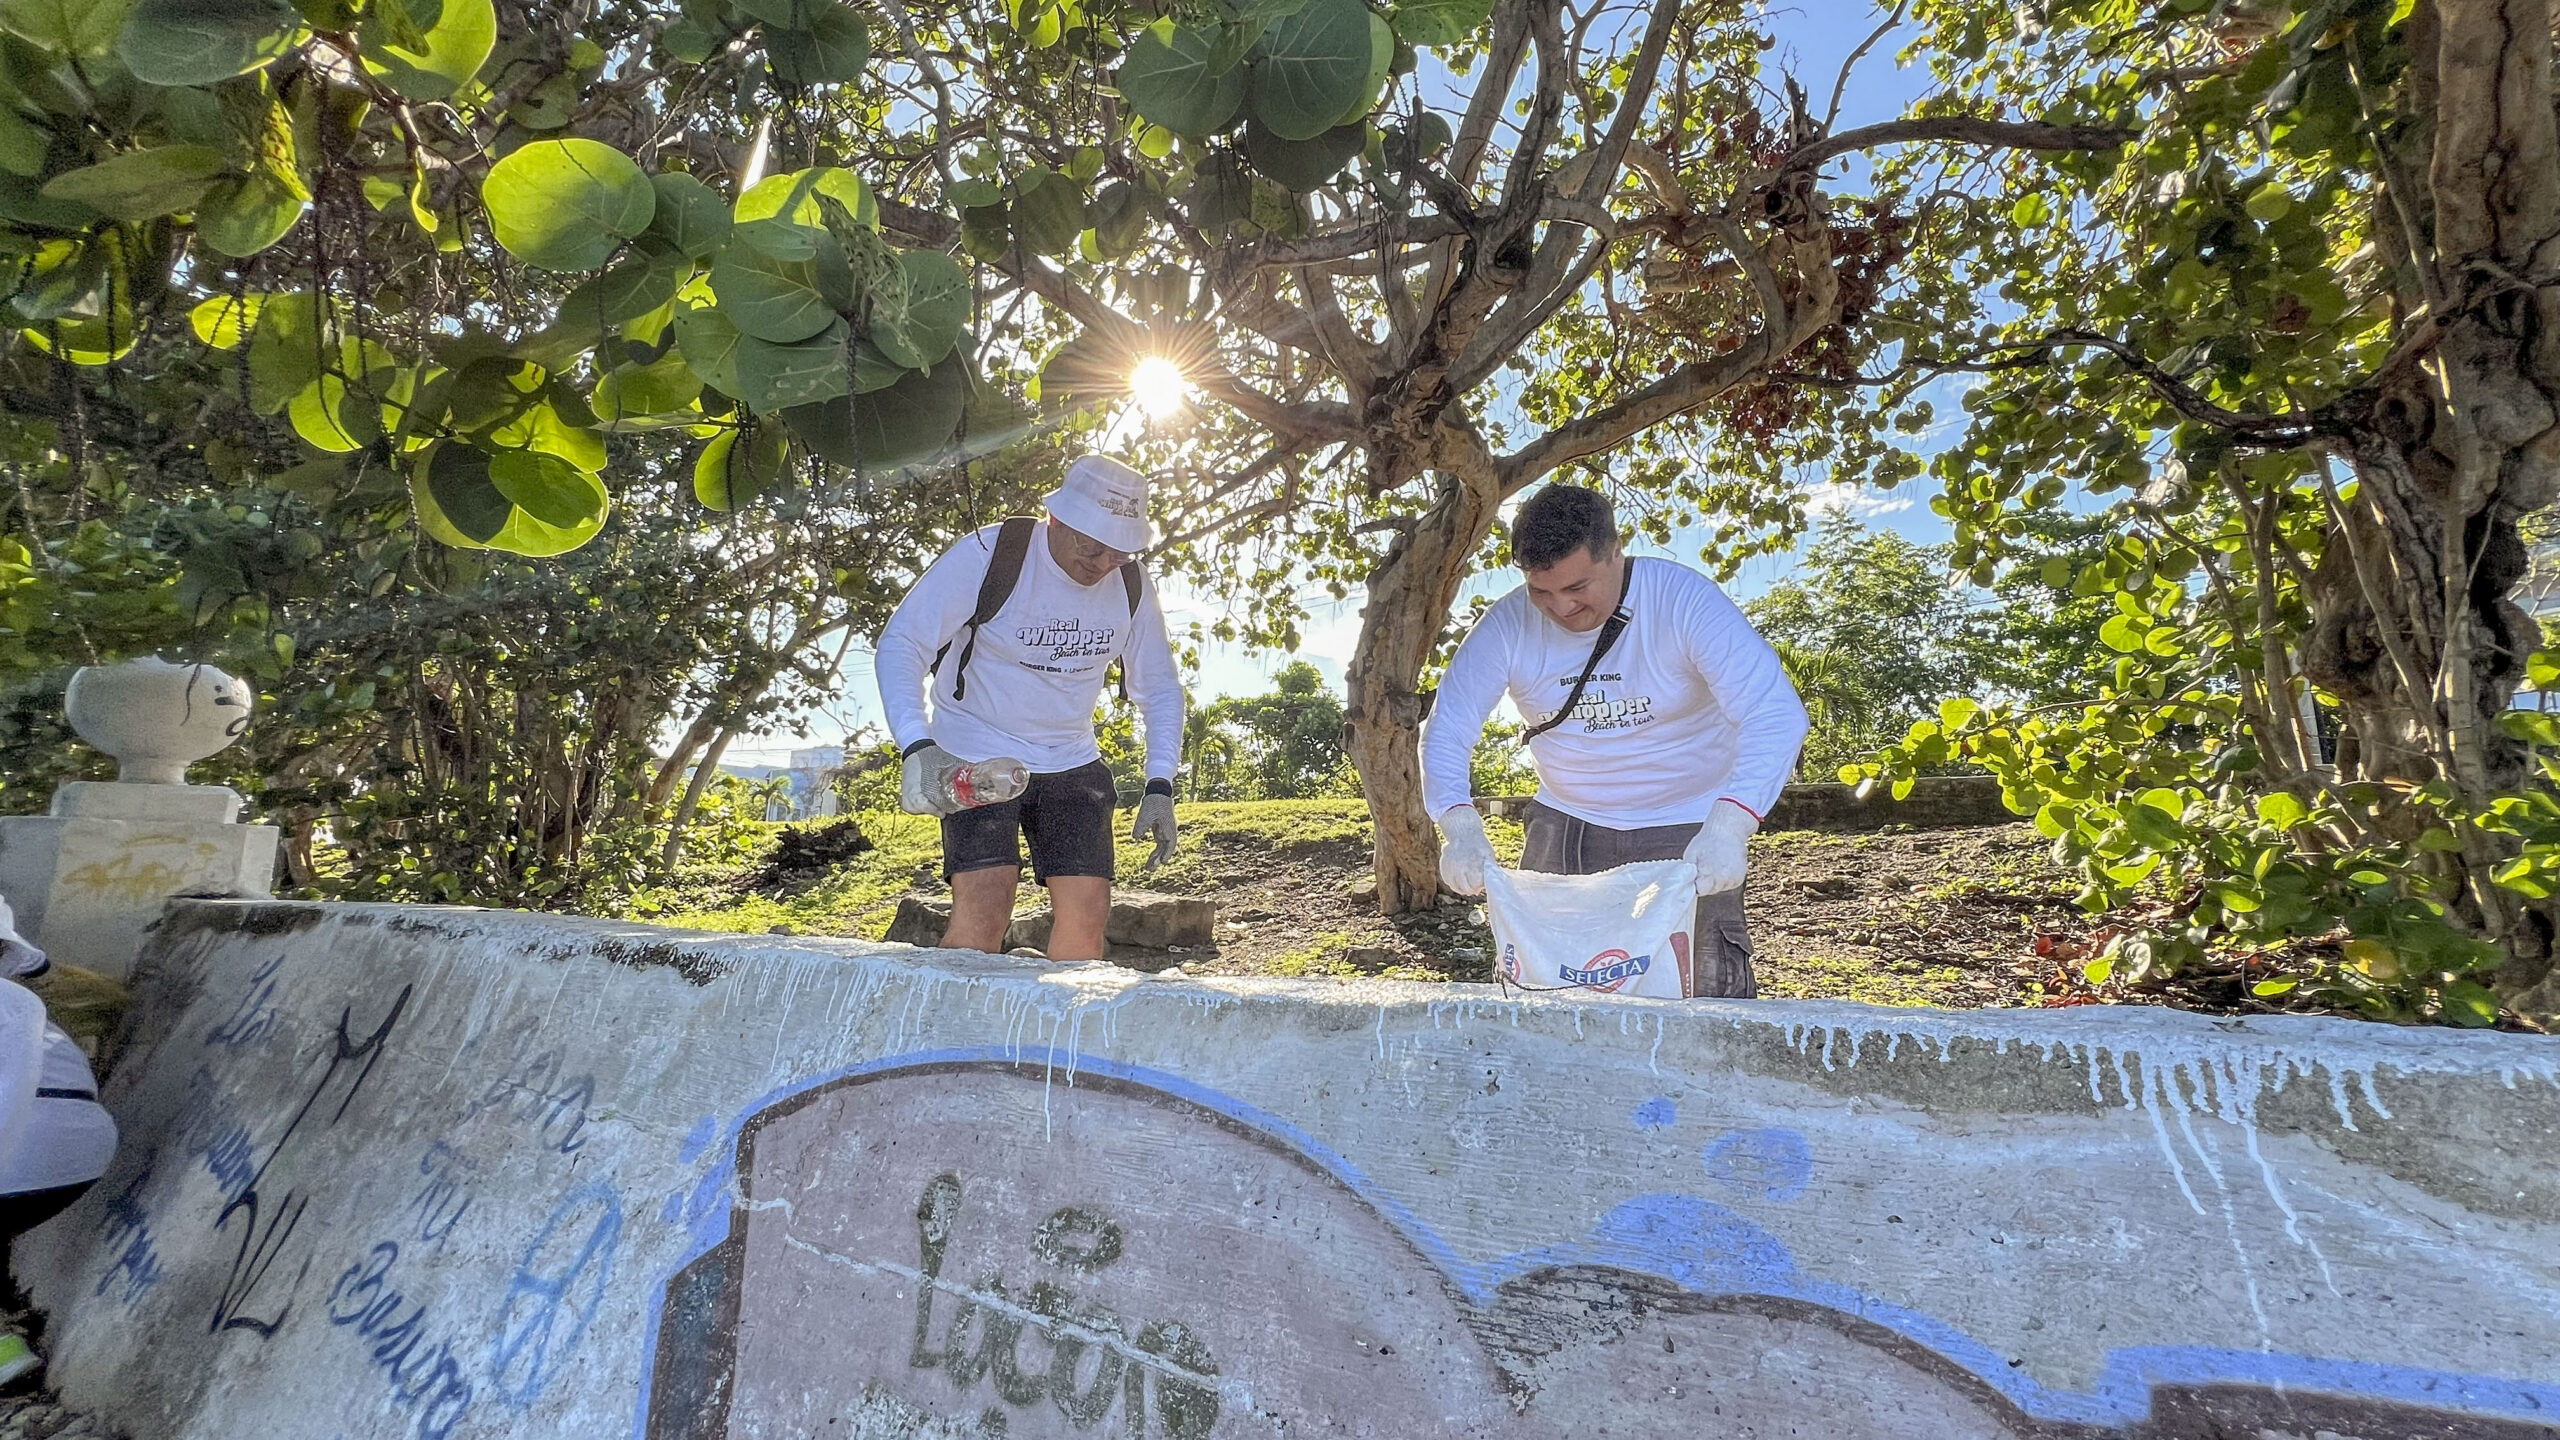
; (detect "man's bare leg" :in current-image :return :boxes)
[943,867,1020,953]
[1044,876,1110,961]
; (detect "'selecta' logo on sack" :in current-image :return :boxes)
[1561,948,1651,991]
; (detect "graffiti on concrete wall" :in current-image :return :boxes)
[207,982,412,1339]
[644,1055,2560,1440]
[70,936,633,1440]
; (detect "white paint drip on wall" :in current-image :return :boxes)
[284,907,2558,1335]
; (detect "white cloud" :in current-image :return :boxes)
[1805,481,1915,519]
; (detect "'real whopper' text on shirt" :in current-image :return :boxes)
[874,519,1186,779]
[1419,556,1810,830]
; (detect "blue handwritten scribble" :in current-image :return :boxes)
[196,1125,256,1203]
[1631,1097,1677,1130]
[464,1049,593,1155]
[1700,1127,1814,1203]
[203,956,283,1049]
[93,1167,164,1307]
[168,1066,227,1152]
[327,1241,474,1439]
[403,1144,473,1252]
[490,1181,622,1407]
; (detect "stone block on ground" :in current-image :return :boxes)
[880,895,951,947]
[1097,888,1214,949]
[1759,775,2017,832]
[881,890,1211,972]
[1004,888,1214,966]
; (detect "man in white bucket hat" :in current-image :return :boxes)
[876,455,1187,962]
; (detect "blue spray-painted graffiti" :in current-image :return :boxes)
[209,983,412,1340]
[678,1114,717,1165]
[402,1143,473,1253]
[490,1181,622,1408]
[1630,1096,1677,1130]
[464,1048,593,1155]
[642,1049,2560,1440]
[92,1165,164,1308]
[203,956,282,1049]
[197,1125,256,1204]
[325,1241,475,1440]
[1699,1126,1813,1203]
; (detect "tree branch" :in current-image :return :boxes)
[1999,329,2330,444]
[1571,0,1682,206]
[1497,332,1781,489]
[1235,213,1468,270]
[1777,115,2140,173]
[1297,265,1380,391]
[1824,3,1910,134]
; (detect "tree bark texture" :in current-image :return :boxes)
[1345,478,1503,914]
[2302,0,2560,1011]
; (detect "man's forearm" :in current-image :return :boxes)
[871,617,939,751]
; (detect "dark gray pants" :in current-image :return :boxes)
[1519,797,1757,999]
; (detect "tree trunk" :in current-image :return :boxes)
[1344,476,1503,914]
[2302,0,2560,1015]
[660,725,741,877]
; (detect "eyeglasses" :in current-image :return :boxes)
[1062,533,1131,566]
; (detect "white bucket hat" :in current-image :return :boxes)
[1043,455,1153,554]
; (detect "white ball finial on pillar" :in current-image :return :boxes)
[0,658,275,981]
[64,658,254,786]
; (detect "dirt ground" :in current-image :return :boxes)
[1138,818,2119,1008]
[642,802,2337,1015]
[0,1299,115,1440]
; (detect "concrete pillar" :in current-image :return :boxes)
[0,659,275,981]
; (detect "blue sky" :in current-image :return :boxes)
[731,2,1952,764]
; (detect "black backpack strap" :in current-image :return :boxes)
[1520,557,1635,742]
[1111,558,1143,702]
[929,516,1036,701]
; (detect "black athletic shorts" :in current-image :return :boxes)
[940,758,1116,884]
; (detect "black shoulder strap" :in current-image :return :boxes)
[930,516,1036,701]
[1519,557,1635,743]
[1111,558,1143,702]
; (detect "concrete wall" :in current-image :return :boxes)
[1761,774,2018,832]
[1479,775,2019,831]
[14,900,2560,1440]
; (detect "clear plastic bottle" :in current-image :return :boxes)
[941,756,1029,810]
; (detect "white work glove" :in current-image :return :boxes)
[899,742,966,817]
[1685,801,1758,894]
[1133,786,1177,869]
[1436,806,1495,897]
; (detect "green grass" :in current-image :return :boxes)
[635,809,948,939]
[1757,948,1971,1007]
[631,798,1481,938]
[1266,929,1361,977]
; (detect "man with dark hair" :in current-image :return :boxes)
[1420,484,1808,997]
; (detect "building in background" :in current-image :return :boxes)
[721,745,846,820]
[2518,525,2560,712]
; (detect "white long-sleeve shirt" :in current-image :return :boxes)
[1422,557,1809,829]
[2,899,115,1197]
[876,520,1185,780]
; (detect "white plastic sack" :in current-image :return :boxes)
[1482,859,1697,998]
[0,893,47,1173]
[0,979,41,1178]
